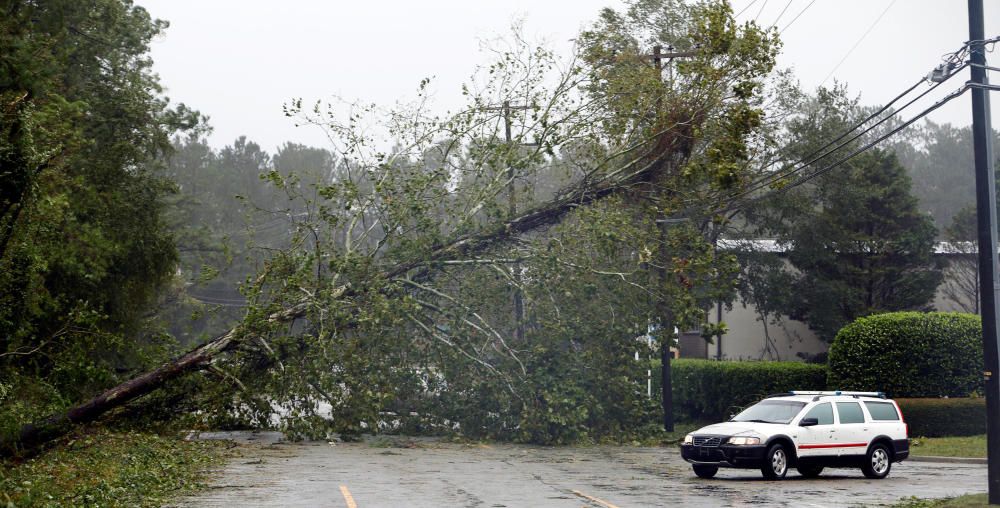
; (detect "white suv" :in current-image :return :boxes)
[680,391,909,480]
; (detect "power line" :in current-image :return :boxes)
[731,64,963,204]
[779,0,816,34]
[735,0,762,19]
[821,0,898,86]
[186,293,248,307]
[702,78,925,209]
[753,0,770,24]
[713,37,976,211]
[687,37,978,218]
[771,0,795,28]
[716,83,972,215]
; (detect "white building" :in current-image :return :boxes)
[677,240,976,361]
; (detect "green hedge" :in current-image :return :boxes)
[828,312,983,397]
[670,359,827,421]
[897,398,987,437]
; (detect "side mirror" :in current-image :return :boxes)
[799,417,819,427]
[726,406,744,421]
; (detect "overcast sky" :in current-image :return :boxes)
[137,0,999,153]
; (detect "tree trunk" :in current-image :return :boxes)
[0,302,309,456]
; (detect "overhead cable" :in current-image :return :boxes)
[753,0,770,23]
[820,0,898,86]
[771,0,795,28]
[731,61,967,203]
[718,37,979,208]
[779,0,816,34]
[715,83,972,216]
[735,0,762,19]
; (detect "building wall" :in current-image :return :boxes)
[704,303,828,361]
[687,252,977,362]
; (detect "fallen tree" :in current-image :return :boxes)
[0,147,671,455]
[2,0,781,455]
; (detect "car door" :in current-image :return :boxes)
[833,401,869,456]
[795,402,836,458]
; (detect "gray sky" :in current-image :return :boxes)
[138,0,999,152]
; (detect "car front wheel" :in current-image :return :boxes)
[761,443,788,480]
[692,464,718,479]
[862,443,892,479]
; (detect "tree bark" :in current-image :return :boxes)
[0,302,308,456]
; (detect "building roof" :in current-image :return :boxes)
[717,239,977,255]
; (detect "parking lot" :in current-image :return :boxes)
[174,433,986,508]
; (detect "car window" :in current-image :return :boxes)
[801,402,833,425]
[864,401,900,421]
[836,402,865,424]
[731,400,807,424]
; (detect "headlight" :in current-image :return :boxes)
[683,434,693,445]
[727,436,761,446]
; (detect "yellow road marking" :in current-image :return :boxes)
[340,485,357,508]
[571,489,621,508]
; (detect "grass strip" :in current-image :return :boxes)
[894,494,989,507]
[909,435,986,458]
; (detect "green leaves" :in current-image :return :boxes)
[828,312,983,398]
[1,0,199,412]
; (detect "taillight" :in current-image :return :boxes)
[893,400,908,437]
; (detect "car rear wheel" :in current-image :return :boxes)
[862,443,892,479]
[761,443,788,480]
[692,464,719,479]
[796,465,824,478]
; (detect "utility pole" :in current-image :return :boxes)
[647,43,698,432]
[646,44,697,433]
[486,101,532,343]
[650,44,674,433]
[968,0,1000,503]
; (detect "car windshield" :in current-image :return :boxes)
[731,400,807,424]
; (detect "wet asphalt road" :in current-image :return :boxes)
[172,433,987,508]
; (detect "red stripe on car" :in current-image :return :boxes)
[798,443,868,449]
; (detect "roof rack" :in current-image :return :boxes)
[790,390,886,401]
[765,392,794,399]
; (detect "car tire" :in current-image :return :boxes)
[761,443,789,480]
[796,465,824,478]
[692,464,719,479]
[862,443,892,479]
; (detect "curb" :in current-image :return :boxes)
[907,455,987,464]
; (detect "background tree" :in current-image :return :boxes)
[892,121,1000,228]
[747,87,942,341]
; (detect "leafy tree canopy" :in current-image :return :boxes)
[745,86,942,341]
[0,0,200,420]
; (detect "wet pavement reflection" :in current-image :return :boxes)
[172,433,986,507]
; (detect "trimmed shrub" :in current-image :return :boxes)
[896,398,986,437]
[671,359,827,421]
[828,312,983,398]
